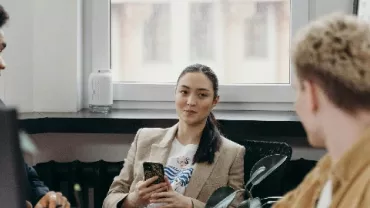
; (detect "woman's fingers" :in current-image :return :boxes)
[151,191,173,199]
[164,177,173,191]
[150,197,173,204]
[154,186,168,193]
[142,176,159,187]
[140,182,167,200]
[139,182,167,197]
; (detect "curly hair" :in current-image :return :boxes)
[0,4,9,28]
[292,12,370,113]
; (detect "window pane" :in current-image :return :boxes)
[245,3,268,58]
[143,4,170,62]
[190,3,214,61]
[111,0,291,84]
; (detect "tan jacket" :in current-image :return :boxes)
[103,124,245,208]
[273,127,370,208]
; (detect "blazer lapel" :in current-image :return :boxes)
[184,150,221,199]
[148,123,222,199]
[148,124,178,165]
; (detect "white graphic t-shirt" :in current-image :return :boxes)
[147,138,198,208]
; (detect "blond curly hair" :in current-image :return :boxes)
[292,12,370,112]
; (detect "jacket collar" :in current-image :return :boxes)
[148,124,178,164]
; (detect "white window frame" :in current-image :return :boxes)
[85,0,309,112]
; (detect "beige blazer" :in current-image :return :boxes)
[103,124,245,208]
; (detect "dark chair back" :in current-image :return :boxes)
[237,140,292,199]
[280,158,317,193]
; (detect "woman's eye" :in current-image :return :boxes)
[199,93,208,97]
[180,90,187,94]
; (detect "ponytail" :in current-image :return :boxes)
[208,111,218,128]
[193,112,222,164]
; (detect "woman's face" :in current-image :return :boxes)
[175,72,218,126]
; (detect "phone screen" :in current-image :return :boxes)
[143,162,165,184]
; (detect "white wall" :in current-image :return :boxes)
[0,0,82,112]
[0,0,34,112]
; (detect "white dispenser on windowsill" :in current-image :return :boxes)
[88,69,113,113]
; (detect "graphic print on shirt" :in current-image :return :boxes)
[146,139,198,208]
[165,156,194,193]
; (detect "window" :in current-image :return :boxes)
[190,3,214,61]
[89,0,309,107]
[245,3,268,58]
[143,4,171,62]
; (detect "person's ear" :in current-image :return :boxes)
[305,80,319,113]
[213,96,219,107]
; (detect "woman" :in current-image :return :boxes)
[103,64,246,208]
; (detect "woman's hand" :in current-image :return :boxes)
[149,177,192,208]
[125,176,168,207]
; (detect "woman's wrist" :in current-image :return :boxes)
[123,193,136,208]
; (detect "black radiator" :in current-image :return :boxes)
[34,160,124,208]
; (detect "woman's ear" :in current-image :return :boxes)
[213,96,220,107]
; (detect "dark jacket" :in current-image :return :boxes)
[0,100,49,205]
[25,163,49,205]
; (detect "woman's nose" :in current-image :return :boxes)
[187,96,196,106]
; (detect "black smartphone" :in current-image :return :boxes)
[143,162,165,185]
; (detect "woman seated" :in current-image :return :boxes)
[103,64,246,208]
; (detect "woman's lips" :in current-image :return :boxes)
[184,109,197,114]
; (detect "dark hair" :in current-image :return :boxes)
[176,63,222,164]
[0,5,9,28]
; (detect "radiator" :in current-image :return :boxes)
[34,160,124,208]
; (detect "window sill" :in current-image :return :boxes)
[18,109,306,144]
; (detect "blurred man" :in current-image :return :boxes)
[0,4,70,208]
[273,13,370,208]
[0,4,7,70]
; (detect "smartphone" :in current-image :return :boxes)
[143,162,165,185]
